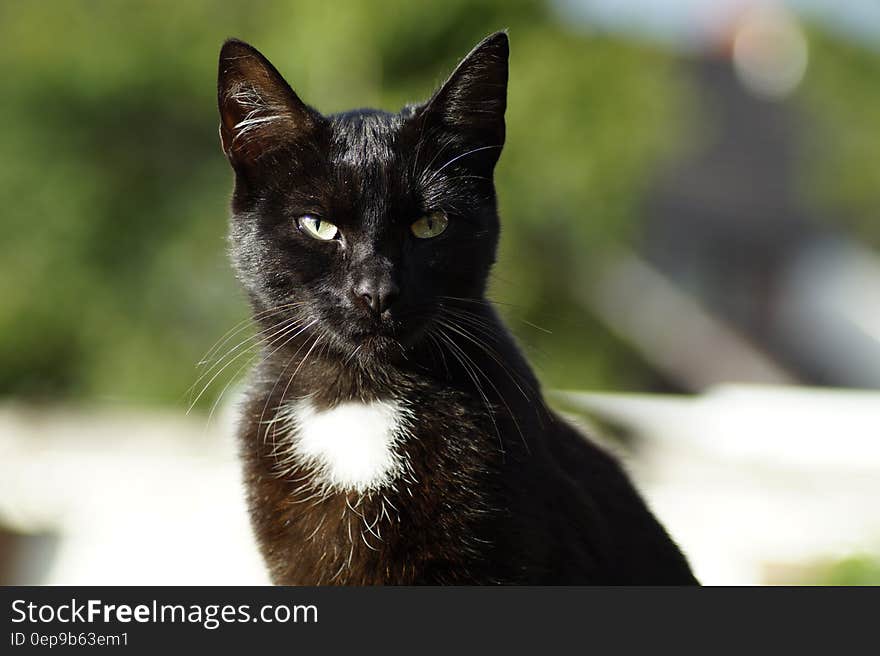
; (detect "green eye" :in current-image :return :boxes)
[297,215,339,241]
[411,212,449,239]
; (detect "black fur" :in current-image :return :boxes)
[217,32,698,585]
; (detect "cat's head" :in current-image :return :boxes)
[218,33,508,362]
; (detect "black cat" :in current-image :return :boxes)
[217,31,698,585]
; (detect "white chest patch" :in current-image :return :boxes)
[282,397,412,494]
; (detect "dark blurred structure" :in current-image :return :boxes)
[587,5,880,391]
[0,529,57,586]
[643,55,816,342]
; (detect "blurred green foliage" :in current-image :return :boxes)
[805,553,880,586]
[797,28,880,249]
[5,2,876,409]
[0,0,690,407]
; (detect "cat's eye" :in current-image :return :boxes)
[411,212,449,239]
[297,215,339,241]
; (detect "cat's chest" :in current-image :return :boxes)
[279,397,415,494]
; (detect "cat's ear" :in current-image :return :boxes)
[418,31,508,168]
[217,39,321,169]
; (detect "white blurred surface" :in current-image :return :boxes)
[2,385,879,585]
[0,402,269,585]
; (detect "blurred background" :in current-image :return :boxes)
[2,0,879,585]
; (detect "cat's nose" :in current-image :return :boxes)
[353,277,399,315]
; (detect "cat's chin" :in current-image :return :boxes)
[344,315,429,357]
[349,333,408,364]
[345,318,434,363]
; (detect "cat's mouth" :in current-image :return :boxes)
[352,320,406,344]
[346,331,408,364]
[324,301,437,362]
[346,314,429,360]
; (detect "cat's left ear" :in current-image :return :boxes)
[417,31,509,169]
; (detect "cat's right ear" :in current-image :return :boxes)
[217,39,321,169]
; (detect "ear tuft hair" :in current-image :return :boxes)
[217,39,320,168]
